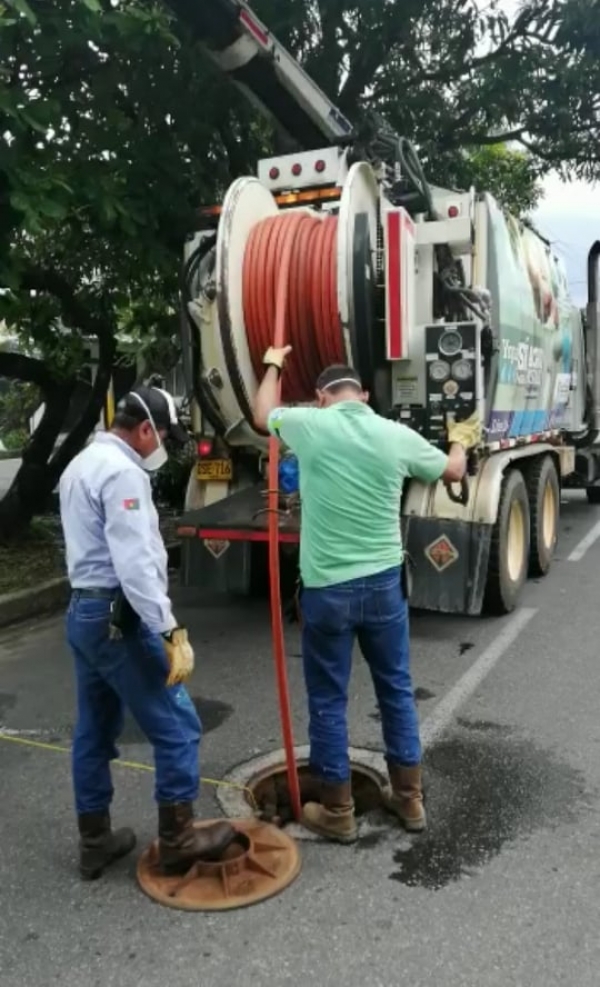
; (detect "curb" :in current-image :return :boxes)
[0,576,70,629]
[0,542,181,630]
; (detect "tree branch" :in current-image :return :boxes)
[19,267,114,340]
[0,351,52,388]
[48,328,116,480]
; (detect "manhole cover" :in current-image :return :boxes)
[137,819,301,911]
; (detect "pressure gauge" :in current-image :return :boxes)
[439,328,463,358]
[452,359,473,381]
[429,360,450,382]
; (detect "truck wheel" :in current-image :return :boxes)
[586,487,600,505]
[484,469,530,615]
[526,456,559,577]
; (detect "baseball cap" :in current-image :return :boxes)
[316,364,363,392]
[117,386,189,445]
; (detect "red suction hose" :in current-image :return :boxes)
[242,211,346,821]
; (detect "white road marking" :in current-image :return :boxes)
[567,519,600,561]
[419,606,538,749]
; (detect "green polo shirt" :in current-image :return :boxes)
[267,401,448,588]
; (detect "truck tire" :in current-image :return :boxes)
[526,455,559,577]
[484,469,531,615]
[586,487,600,505]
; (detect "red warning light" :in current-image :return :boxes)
[448,205,460,218]
[315,159,326,173]
[269,166,280,180]
[291,163,302,177]
[197,439,213,458]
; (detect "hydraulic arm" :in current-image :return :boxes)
[161,0,354,150]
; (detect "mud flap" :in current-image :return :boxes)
[402,517,493,615]
[181,538,253,595]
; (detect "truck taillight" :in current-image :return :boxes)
[315,159,326,173]
[197,439,213,458]
[269,166,280,180]
[292,163,302,176]
[448,205,459,218]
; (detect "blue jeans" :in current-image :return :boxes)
[300,566,421,784]
[66,594,201,815]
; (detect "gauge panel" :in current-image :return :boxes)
[425,322,478,445]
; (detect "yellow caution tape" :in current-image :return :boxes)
[0,733,258,812]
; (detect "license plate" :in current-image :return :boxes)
[196,459,233,481]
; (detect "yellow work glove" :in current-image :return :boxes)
[263,344,292,370]
[162,627,195,687]
[447,412,482,451]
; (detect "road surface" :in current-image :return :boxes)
[1,491,600,986]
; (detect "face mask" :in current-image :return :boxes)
[141,439,168,473]
[129,393,168,472]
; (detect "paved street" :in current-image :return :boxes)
[2,491,600,986]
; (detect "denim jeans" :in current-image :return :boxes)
[300,566,421,784]
[66,593,201,815]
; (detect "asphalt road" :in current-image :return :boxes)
[2,492,600,986]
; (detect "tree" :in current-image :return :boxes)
[0,0,270,539]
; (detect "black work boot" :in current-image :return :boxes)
[78,812,137,880]
[158,803,237,875]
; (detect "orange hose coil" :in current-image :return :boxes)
[242,211,346,403]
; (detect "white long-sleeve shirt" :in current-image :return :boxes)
[59,432,176,635]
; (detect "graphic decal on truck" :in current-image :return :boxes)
[485,197,574,442]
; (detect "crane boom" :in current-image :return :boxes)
[162,0,354,150]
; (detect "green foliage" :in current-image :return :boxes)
[450,145,544,217]
[0,378,38,445]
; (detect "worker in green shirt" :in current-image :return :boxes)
[253,346,481,844]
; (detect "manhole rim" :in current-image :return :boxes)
[216,745,389,842]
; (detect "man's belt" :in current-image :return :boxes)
[71,587,118,599]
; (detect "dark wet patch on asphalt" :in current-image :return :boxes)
[119,696,234,743]
[456,717,512,735]
[414,686,436,702]
[389,724,591,890]
[458,641,474,656]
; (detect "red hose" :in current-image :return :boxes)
[242,211,346,822]
[243,212,346,402]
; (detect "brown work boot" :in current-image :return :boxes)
[158,802,237,874]
[301,780,358,844]
[78,812,136,880]
[382,764,426,832]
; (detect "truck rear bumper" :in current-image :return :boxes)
[178,482,300,544]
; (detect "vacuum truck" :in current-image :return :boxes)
[167,0,600,616]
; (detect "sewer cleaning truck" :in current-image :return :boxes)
[166,0,600,616]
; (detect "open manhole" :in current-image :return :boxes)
[137,819,301,912]
[251,761,384,826]
[216,747,389,841]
